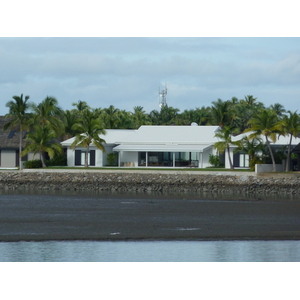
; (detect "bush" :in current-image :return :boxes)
[209,154,221,168]
[107,152,118,166]
[24,159,43,168]
[46,152,67,166]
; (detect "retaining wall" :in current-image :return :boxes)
[1,170,300,195]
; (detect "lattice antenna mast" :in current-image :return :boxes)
[158,84,167,108]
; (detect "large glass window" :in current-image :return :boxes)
[138,151,199,167]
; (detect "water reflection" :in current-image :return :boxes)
[1,240,300,262]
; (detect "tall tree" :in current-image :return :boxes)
[210,99,235,129]
[70,110,106,167]
[279,111,300,171]
[132,106,150,128]
[214,126,238,170]
[102,105,120,129]
[72,100,90,112]
[22,126,63,168]
[31,96,64,136]
[235,136,265,170]
[269,103,286,117]
[245,109,282,172]
[4,94,31,170]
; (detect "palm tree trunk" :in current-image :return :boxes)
[286,135,292,172]
[19,126,23,170]
[85,146,89,168]
[266,136,276,172]
[227,146,234,170]
[40,151,47,168]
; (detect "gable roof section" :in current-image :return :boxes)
[113,125,220,152]
[61,129,135,147]
[115,125,220,144]
[0,116,21,149]
[232,131,300,145]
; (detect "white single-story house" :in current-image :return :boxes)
[61,125,222,168]
[113,125,221,168]
[61,124,300,170]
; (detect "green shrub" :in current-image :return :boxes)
[107,152,118,166]
[209,154,221,167]
[24,159,43,168]
[46,152,67,166]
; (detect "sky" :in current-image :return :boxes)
[1,2,300,116]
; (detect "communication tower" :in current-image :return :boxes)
[158,84,167,108]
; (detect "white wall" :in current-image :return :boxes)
[67,148,75,167]
[255,164,284,173]
[28,152,41,161]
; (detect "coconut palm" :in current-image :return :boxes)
[102,105,120,129]
[72,100,90,113]
[214,126,238,170]
[279,111,300,171]
[4,94,32,170]
[211,99,235,129]
[22,126,63,168]
[269,103,286,117]
[132,106,150,128]
[62,109,80,139]
[70,110,106,167]
[30,96,64,136]
[235,136,265,170]
[245,108,282,172]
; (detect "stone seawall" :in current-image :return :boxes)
[1,170,300,195]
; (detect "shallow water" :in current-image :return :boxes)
[1,190,300,261]
[1,240,300,262]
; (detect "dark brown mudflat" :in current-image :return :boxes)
[1,192,300,241]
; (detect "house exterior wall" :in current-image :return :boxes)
[66,147,105,167]
[28,152,41,161]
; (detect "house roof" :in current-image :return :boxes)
[115,125,220,144]
[232,131,300,145]
[0,116,22,149]
[113,125,220,152]
[61,129,135,147]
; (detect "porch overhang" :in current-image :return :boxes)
[113,144,212,152]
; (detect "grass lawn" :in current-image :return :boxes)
[45,166,253,172]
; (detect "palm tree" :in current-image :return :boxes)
[22,126,63,168]
[211,99,235,129]
[235,136,264,170]
[70,110,106,167]
[245,108,282,172]
[102,105,120,129]
[31,96,64,136]
[62,109,80,139]
[269,103,286,117]
[118,110,134,129]
[214,126,238,170]
[132,106,150,128]
[72,100,90,112]
[4,94,32,170]
[279,111,300,171]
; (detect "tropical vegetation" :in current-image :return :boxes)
[3,93,300,171]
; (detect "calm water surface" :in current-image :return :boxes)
[1,240,300,262]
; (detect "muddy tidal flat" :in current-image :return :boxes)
[1,190,300,241]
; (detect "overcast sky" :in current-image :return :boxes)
[1,0,299,115]
[1,37,299,115]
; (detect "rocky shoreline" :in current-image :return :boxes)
[1,169,300,195]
